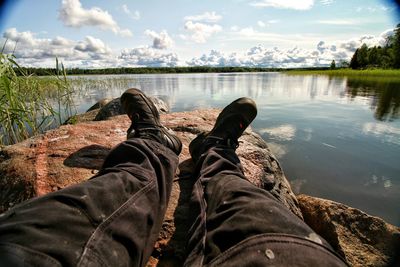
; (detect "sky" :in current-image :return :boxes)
[0,0,399,68]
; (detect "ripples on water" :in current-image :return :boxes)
[65,73,399,226]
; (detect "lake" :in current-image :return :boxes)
[69,73,400,226]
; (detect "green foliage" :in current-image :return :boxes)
[286,68,400,81]
[349,24,400,69]
[0,53,75,145]
[16,66,281,76]
[330,60,336,69]
[393,23,400,68]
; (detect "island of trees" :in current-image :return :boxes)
[349,23,400,69]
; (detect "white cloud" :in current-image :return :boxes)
[257,20,279,27]
[250,0,314,10]
[74,36,112,55]
[59,0,132,37]
[119,47,180,67]
[356,5,391,13]
[320,0,334,5]
[187,28,392,67]
[259,125,297,141]
[257,21,266,27]
[121,4,140,20]
[317,20,357,25]
[2,28,112,64]
[183,21,222,43]
[184,11,222,22]
[145,30,173,49]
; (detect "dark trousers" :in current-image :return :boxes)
[0,138,347,266]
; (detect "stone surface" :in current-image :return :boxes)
[94,96,169,121]
[0,108,300,266]
[65,96,169,124]
[86,98,113,112]
[297,194,400,267]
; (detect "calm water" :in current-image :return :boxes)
[69,73,400,226]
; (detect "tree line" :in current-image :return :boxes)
[350,23,400,69]
[16,66,285,76]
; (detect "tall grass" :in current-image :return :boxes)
[0,53,75,145]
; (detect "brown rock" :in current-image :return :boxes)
[297,194,400,267]
[0,109,300,266]
[86,98,113,112]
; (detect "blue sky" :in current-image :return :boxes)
[0,0,399,68]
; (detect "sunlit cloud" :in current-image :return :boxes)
[121,4,140,20]
[184,11,222,22]
[182,21,222,43]
[317,20,358,25]
[2,28,112,61]
[145,30,173,49]
[259,124,297,141]
[59,0,132,37]
[320,0,334,5]
[250,0,314,10]
[119,47,180,67]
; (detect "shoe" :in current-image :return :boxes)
[121,88,182,155]
[189,97,257,162]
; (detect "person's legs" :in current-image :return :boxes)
[185,98,347,266]
[0,88,182,267]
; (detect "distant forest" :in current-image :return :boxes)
[349,23,400,69]
[17,66,335,76]
[17,66,286,76]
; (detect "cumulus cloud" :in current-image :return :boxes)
[187,29,392,67]
[119,47,179,67]
[121,4,140,20]
[184,11,222,22]
[250,0,314,10]
[74,36,112,55]
[320,0,334,5]
[317,19,357,25]
[145,30,173,49]
[257,21,266,27]
[183,21,222,43]
[2,28,112,64]
[59,0,132,37]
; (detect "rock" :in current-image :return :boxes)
[297,194,400,267]
[63,109,100,124]
[64,96,169,124]
[94,96,169,121]
[86,98,113,112]
[94,98,124,121]
[0,109,300,266]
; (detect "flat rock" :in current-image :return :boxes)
[0,109,300,266]
[297,194,400,267]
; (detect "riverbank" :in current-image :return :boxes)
[0,100,398,266]
[285,68,400,81]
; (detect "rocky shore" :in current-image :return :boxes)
[0,98,398,266]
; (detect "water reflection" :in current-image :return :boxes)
[346,78,400,121]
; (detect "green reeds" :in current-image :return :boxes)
[285,68,400,81]
[0,53,75,145]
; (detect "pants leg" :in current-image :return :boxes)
[184,145,347,266]
[0,138,178,267]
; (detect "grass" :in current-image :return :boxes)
[285,68,400,81]
[0,54,75,145]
